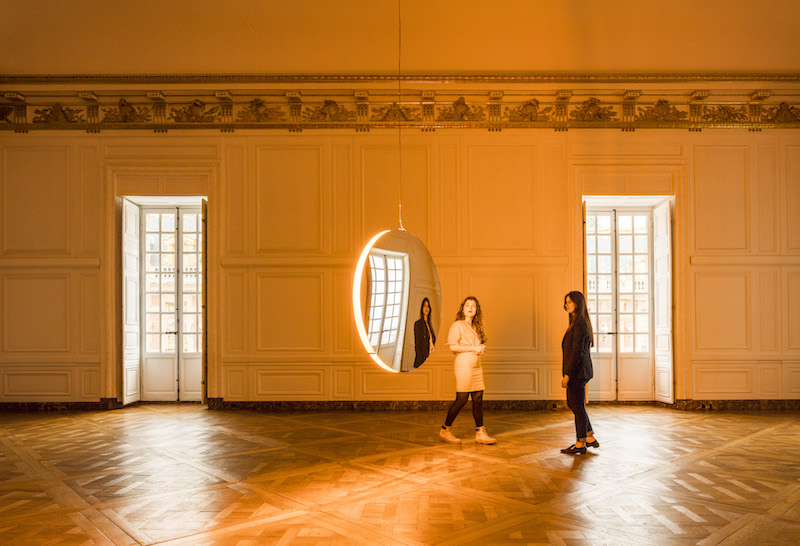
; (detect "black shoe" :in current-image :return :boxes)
[560,444,587,455]
[585,439,600,448]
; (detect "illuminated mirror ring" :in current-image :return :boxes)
[352,230,442,373]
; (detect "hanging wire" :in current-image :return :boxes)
[397,0,405,231]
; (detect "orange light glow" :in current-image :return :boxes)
[352,230,398,373]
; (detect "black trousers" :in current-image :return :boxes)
[566,379,592,439]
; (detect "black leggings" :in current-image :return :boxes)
[566,379,592,439]
[445,390,484,427]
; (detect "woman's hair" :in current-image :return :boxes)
[565,290,594,346]
[419,297,431,320]
[456,296,486,343]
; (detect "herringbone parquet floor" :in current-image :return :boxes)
[1,404,799,545]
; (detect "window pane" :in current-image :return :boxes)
[620,334,634,352]
[146,274,159,292]
[598,255,612,274]
[145,253,160,272]
[635,295,649,313]
[597,215,611,233]
[587,255,596,273]
[161,234,175,252]
[586,235,596,254]
[619,236,632,253]
[586,215,596,234]
[183,213,197,232]
[619,295,634,313]
[161,293,175,312]
[635,275,649,292]
[146,314,160,333]
[598,295,612,313]
[183,334,197,353]
[587,275,597,293]
[146,334,160,352]
[183,273,198,292]
[618,215,632,234]
[183,234,197,252]
[598,275,612,293]
[634,235,648,253]
[161,213,175,232]
[634,215,648,233]
[635,314,649,333]
[587,295,597,313]
[597,314,612,333]
[182,314,196,333]
[146,214,160,232]
[183,253,198,272]
[620,314,634,333]
[597,333,612,352]
[161,314,176,332]
[146,234,159,252]
[618,255,633,274]
[183,293,198,313]
[161,253,175,272]
[161,274,175,292]
[635,255,648,273]
[635,334,649,352]
[619,275,633,293]
[162,334,176,353]
[597,235,611,254]
[146,294,160,312]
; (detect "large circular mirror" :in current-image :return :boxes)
[353,230,442,373]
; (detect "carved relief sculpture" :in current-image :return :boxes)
[236,98,286,122]
[0,106,12,123]
[701,105,747,122]
[370,102,422,122]
[102,99,151,123]
[32,103,86,123]
[169,100,220,122]
[764,102,800,122]
[302,100,356,122]
[505,99,553,122]
[437,97,485,121]
[636,99,687,121]
[569,98,617,122]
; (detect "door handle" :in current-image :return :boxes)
[600,331,618,335]
[164,331,178,335]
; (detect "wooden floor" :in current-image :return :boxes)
[1,405,799,545]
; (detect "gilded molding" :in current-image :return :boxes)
[2,74,800,132]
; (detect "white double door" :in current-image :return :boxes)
[585,203,673,402]
[139,206,203,401]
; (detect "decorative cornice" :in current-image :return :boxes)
[2,72,800,84]
[2,73,799,133]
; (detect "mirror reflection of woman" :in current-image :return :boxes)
[439,296,496,445]
[413,298,436,369]
[560,291,599,455]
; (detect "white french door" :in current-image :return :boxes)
[585,208,655,400]
[141,207,203,401]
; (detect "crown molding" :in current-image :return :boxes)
[1,72,799,133]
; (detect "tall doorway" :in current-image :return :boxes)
[583,197,673,402]
[121,196,206,403]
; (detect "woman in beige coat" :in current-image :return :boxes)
[439,296,496,445]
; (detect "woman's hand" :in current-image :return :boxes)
[474,344,486,355]
[561,374,569,388]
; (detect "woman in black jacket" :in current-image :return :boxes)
[413,298,436,368]
[560,290,599,455]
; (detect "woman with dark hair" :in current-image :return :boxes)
[560,290,599,455]
[413,298,436,368]
[439,296,496,445]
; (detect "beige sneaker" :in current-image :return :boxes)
[439,426,461,444]
[475,426,496,445]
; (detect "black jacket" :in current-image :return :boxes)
[561,319,593,383]
[413,319,436,368]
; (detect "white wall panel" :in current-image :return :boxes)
[693,146,748,252]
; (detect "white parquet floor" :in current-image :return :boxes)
[1,404,799,545]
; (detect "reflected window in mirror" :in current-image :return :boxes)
[367,250,409,371]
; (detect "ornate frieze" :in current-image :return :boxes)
[1,75,799,132]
